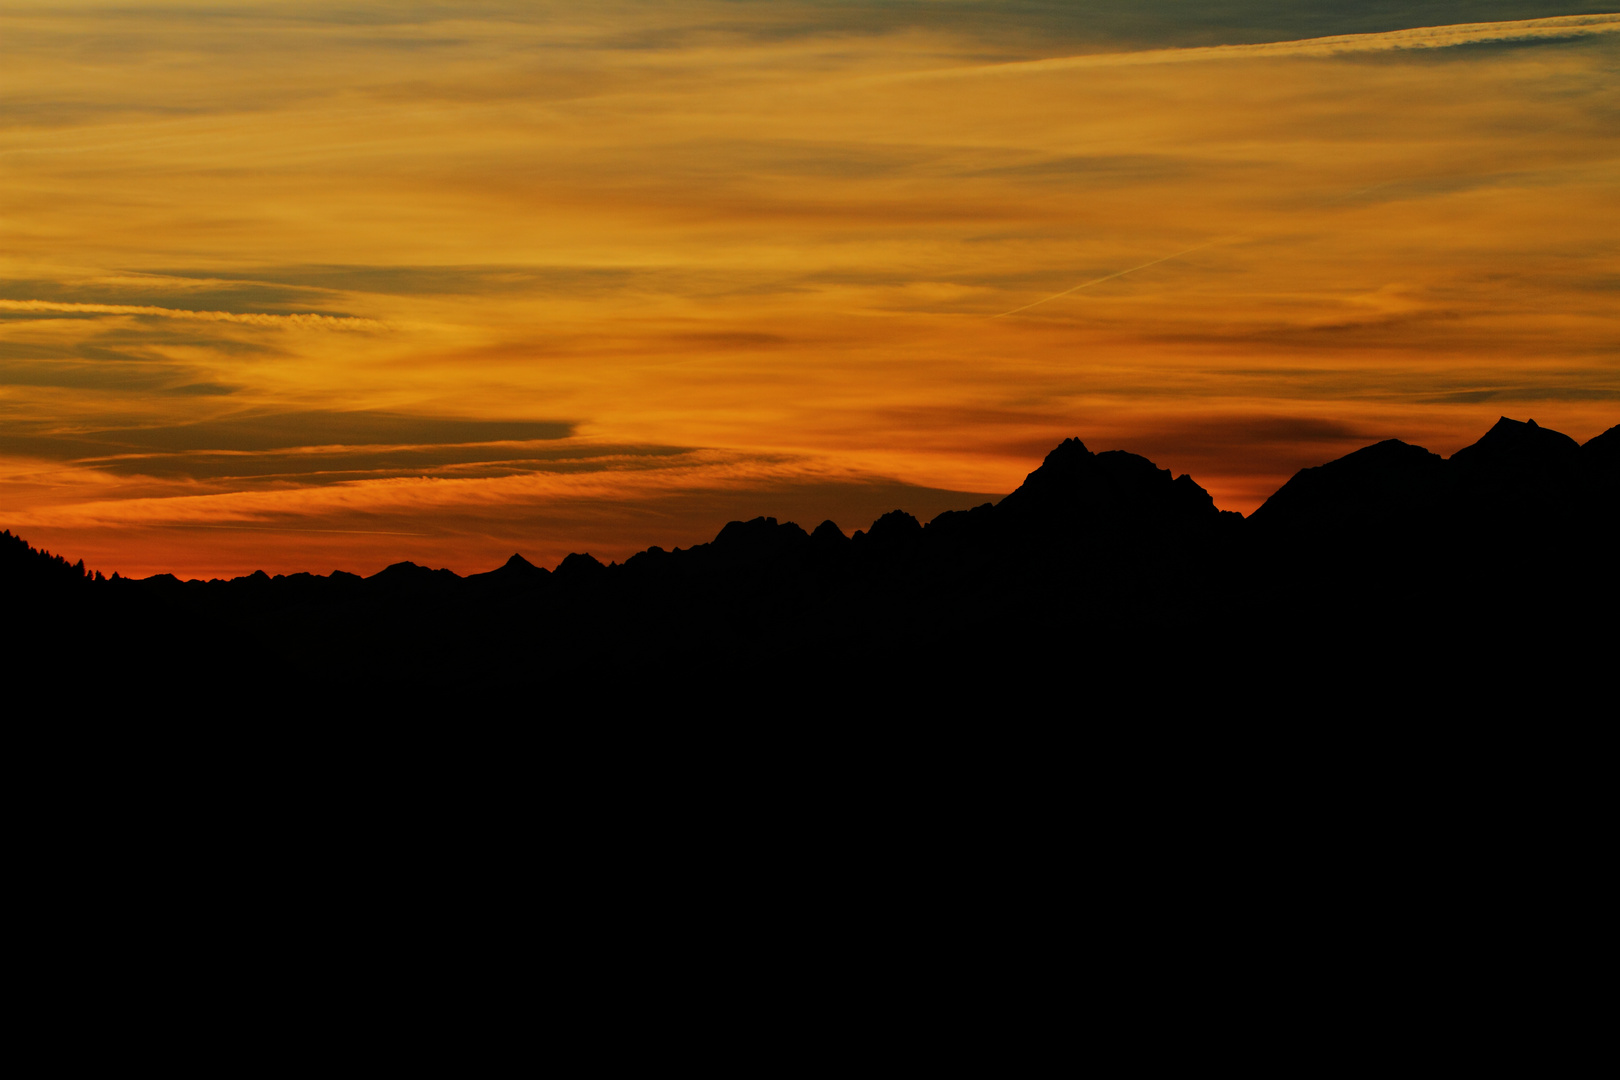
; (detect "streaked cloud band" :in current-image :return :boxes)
[905,14,1620,80]
[0,299,384,330]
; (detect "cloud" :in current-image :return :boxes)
[995,239,1230,317]
[6,3,1617,571]
[84,442,684,484]
[0,299,385,329]
[901,14,1620,80]
[0,360,241,395]
[1421,386,1620,404]
[0,411,576,466]
[8,449,1000,578]
[138,265,643,299]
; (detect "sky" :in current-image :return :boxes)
[3,1,1617,577]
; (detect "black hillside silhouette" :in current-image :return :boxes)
[9,416,1615,706]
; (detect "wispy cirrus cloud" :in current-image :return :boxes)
[900,13,1620,81]
[3,4,1617,573]
[0,299,385,329]
[5,447,999,578]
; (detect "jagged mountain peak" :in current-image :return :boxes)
[997,437,1219,529]
[368,560,461,586]
[468,551,548,582]
[1451,415,1579,470]
[811,519,849,544]
[1042,437,1092,465]
[713,516,809,550]
[555,551,606,577]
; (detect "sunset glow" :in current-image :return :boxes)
[4,3,1616,577]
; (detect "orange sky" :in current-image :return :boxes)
[3,3,1617,577]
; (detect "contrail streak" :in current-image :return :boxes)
[993,239,1224,318]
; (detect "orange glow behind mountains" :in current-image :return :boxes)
[3,4,1616,577]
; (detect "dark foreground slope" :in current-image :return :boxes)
[1246,417,1617,628]
[8,417,1615,709]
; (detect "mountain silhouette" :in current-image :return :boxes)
[8,415,1613,707]
[1583,424,1620,522]
[1251,416,1614,535]
[994,437,1226,533]
[1584,423,1620,472]
[1247,439,1446,535]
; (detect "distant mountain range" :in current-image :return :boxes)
[9,415,1614,704]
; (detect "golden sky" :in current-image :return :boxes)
[3,2,1617,577]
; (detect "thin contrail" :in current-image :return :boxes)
[993,239,1225,318]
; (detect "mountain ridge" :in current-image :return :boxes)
[12,416,1608,587]
[7,415,1614,706]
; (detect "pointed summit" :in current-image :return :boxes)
[998,437,1093,509]
[490,552,548,581]
[1042,437,1092,466]
[1450,416,1579,473]
[856,509,923,553]
[465,551,548,585]
[811,519,849,545]
[554,551,607,581]
[997,436,1218,533]
[365,560,463,594]
[1447,415,1582,521]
